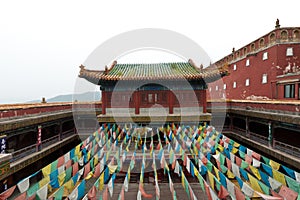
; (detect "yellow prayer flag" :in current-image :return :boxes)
[75,144,81,156]
[233,142,240,148]
[63,180,74,197]
[77,151,82,159]
[211,135,216,141]
[270,160,280,171]
[42,164,51,177]
[250,165,261,180]
[194,166,199,177]
[208,171,215,190]
[273,169,286,186]
[87,151,91,161]
[94,155,99,167]
[227,169,235,179]
[39,176,50,188]
[193,146,198,156]
[64,179,74,192]
[218,145,224,152]
[99,172,104,191]
[232,147,239,154]
[85,172,94,180]
[181,171,185,188]
[197,136,202,143]
[214,166,220,181]
[58,172,66,186]
[108,165,118,174]
[248,174,263,193]
[128,169,131,183]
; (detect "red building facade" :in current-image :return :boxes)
[79,59,227,116]
[209,22,300,100]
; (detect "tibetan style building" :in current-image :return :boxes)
[209,20,300,100]
[79,59,228,123]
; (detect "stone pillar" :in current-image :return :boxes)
[245,117,250,138]
[268,121,274,148]
[202,90,207,113]
[134,91,140,115]
[101,90,106,115]
[169,91,174,114]
[59,122,63,141]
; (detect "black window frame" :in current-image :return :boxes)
[284,84,295,98]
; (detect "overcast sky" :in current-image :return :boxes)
[1,0,299,104]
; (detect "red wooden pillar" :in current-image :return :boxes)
[295,83,299,100]
[169,91,174,114]
[202,90,207,113]
[101,90,106,115]
[134,91,140,114]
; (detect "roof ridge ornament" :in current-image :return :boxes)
[79,64,85,77]
[275,18,280,29]
[188,58,201,70]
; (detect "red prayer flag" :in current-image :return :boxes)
[216,160,221,171]
[218,185,229,199]
[279,185,298,200]
[235,187,245,200]
[271,190,284,198]
[245,154,253,165]
[139,183,153,198]
[14,192,27,200]
[94,163,101,177]
[204,181,213,200]
[226,157,232,170]
[0,185,16,199]
[72,162,79,176]
[83,162,91,178]
[27,194,36,200]
[65,159,72,169]
[120,187,125,200]
[252,151,261,160]
[183,155,187,166]
[235,156,242,167]
[57,155,65,168]
[87,185,97,200]
[103,187,109,200]
[202,156,208,165]
[172,159,176,170]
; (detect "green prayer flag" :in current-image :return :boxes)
[65,167,72,181]
[197,174,205,191]
[90,158,95,171]
[258,180,270,195]
[285,175,300,193]
[220,165,228,174]
[51,160,58,172]
[27,183,39,197]
[262,156,270,165]
[239,151,246,159]
[206,161,213,172]
[241,160,249,169]
[54,186,64,200]
[220,154,225,165]
[214,177,221,191]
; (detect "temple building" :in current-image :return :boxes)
[209,20,300,100]
[79,59,228,123]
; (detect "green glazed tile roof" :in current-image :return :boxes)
[79,60,228,84]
